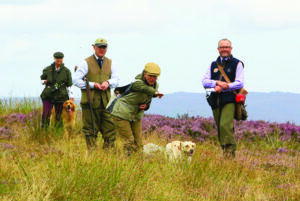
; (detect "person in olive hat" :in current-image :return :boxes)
[73,37,119,150]
[40,51,73,128]
[111,62,164,156]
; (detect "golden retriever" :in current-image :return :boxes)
[143,140,196,162]
[61,100,76,139]
[51,100,76,139]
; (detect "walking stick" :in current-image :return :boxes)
[85,78,96,135]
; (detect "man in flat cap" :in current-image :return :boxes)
[40,51,73,128]
[73,38,119,150]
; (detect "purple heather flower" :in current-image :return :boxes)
[1,143,15,149]
[141,115,300,144]
[0,126,13,139]
[277,147,289,153]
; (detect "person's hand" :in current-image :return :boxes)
[70,98,74,101]
[216,81,229,90]
[139,104,147,110]
[94,83,102,90]
[214,86,222,93]
[44,80,47,84]
[100,81,109,91]
[155,92,164,98]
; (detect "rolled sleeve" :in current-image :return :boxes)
[202,65,217,88]
[225,62,244,91]
[67,86,74,99]
[107,61,119,88]
[73,60,95,89]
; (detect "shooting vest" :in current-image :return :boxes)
[208,55,243,109]
[80,55,112,108]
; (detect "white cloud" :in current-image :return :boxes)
[0,0,214,33]
[227,0,300,28]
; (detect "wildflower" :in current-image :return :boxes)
[0,126,13,139]
[277,147,289,153]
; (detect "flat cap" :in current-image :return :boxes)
[144,62,161,76]
[93,37,108,47]
[53,52,64,58]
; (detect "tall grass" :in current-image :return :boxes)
[0,98,299,200]
[0,97,41,114]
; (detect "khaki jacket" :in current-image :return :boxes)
[40,63,72,102]
[111,73,158,121]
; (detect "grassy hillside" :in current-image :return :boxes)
[0,98,299,200]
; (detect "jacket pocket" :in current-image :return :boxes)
[40,86,52,100]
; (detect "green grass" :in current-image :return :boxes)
[0,97,42,115]
[0,99,299,200]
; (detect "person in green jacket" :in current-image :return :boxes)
[111,62,164,156]
[40,52,73,128]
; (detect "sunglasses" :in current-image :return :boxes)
[96,45,107,49]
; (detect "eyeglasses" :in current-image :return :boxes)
[218,46,232,49]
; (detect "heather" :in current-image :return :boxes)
[142,115,300,150]
[0,99,299,200]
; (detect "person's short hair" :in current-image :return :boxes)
[218,38,232,48]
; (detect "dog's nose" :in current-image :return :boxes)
[190,149,194,154]
[67,105,71,109]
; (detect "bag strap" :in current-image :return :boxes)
[217,63,237,95]
[217,63,248,96]
[123,82,134,96]
[217,64,231,84]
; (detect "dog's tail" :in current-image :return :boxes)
[143,143,164,155]
[50,107,56,125]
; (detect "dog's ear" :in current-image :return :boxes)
[178,141,182,150]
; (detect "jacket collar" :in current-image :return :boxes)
[216,55,233,65]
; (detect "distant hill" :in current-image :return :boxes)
[1,92,299,125]
[146,92,300,125]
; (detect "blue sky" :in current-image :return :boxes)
[0,0,299,98]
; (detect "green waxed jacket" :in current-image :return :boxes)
[111,73,159,121]
[40,63,72,102]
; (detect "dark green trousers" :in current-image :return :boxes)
[82,101,117,149]
[212,103,236,151]
[112,116,143,156]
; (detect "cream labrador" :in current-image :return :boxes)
[166,141,196,162]
[143,141,196,162]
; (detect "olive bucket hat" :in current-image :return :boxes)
[144,62,161,76]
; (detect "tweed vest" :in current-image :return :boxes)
[208,55,242,109]
[80,55,112,108]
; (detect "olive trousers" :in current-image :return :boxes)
[112,116,143,156]
[212,103,236,156]
[82,102,117,149]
